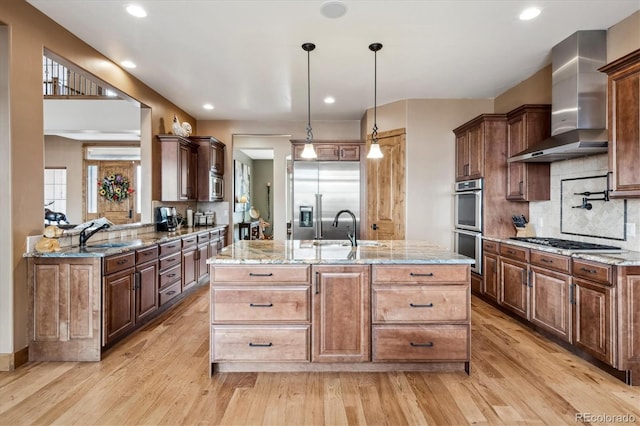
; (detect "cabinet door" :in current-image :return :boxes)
[179,143,190,200]
[312,265,370,362]
[573,278,613,365]
[455,132,469,181]
[182,248,197,291]
[339,145,360,161]
[211,141,225,176]
[530,266,571,342]
[507,116,527,199]
[483,252,499,301]
[197,243,209,282]
[136,260,159,323]
[467,124,484,179]
[315,144,340,160]
[499,258,529,319]
[104,268,135,345]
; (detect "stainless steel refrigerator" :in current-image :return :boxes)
[292,161,361,240]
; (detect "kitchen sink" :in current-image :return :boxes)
[86,240,142,249]
[307,240,386,248]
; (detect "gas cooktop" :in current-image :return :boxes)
[510,237,622,253]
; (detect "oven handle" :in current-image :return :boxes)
[453,229,482,238]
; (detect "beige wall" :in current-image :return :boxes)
[607,10,640,61]
[493,66,552,114]
[0,0,195,361]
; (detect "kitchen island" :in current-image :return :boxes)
[208,240,474,375]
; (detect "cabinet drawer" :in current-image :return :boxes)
[372,285,469,323]
[372,325,469,362]
[212,265,310,284]
[159,253,181,271]
[212,286,310,323]
[197,232,211,243]
[210,229,220,238]
[372,265,468,284]
[104,252,135,275]
[500,244,529,262]
[182,236,197,249]
[211,325,310,362]
[159,264,182,289]
[483,240,499,254]
[572,259,612,285]
[159,241,181,257]
[159,280,182,305]
[136,245,158,263]
[530,250,570,273]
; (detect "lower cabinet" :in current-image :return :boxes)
[573,276,614,365]
[499,256,529,319]
[135,258,159,323]
[312,265,370,363]
[210,263,471,374]
[182,235,198,291]
[483,251,500,302]
[103,252,136,345]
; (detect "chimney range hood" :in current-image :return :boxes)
[509,30,608,163]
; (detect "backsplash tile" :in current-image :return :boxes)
[529,153,640,251]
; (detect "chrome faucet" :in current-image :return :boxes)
[79,222,111,247]
[332,209,357,247]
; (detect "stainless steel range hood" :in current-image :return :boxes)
[509,30,608,163]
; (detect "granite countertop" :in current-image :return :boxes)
[484,236,640,266]
[24,225,227,258]
[207,240,475,265]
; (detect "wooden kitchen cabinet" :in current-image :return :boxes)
[529,250,571,343]
[572,259,615,365]
[312,265,370,362]
[506,105,551,201]
[103,252,136,345]
[192,135,226,202]
[181,235,198,291]
[617,266,640,385]
[196,231,210,283]
[135,245,159,323]
[483,250,500,302]
[157,134,198,201]
[158,240,182,306]
[499,244,530,319]
[454,114,507,181]
[291,140,364,161]
[28,257,102,361]
[600,49,640,198]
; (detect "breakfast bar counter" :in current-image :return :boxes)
[207,240,473,375]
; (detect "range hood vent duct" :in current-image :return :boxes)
[509,30,608,163]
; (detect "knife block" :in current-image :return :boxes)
[515,223,536,237]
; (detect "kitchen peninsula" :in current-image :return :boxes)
[208,240,474,375]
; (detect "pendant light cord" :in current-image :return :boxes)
[369,43,383,144]
[305,45,313,143]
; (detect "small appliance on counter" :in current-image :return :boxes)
[156,206,178,232]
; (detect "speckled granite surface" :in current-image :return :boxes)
[24,225,227,258]
[484,236,640,266]
[207,240,475,265]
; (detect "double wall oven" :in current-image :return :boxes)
[453,178,482,274]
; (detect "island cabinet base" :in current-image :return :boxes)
[210,262,471,376]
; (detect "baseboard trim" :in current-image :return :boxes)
[0,346,29,371]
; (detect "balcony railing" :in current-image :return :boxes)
[43,54,116,98]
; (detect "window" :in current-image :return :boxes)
[87,164,98,214]
[44,167,67,214]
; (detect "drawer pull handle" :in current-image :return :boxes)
[167,245,176,249]
[249,272,274,277]
[167,257,176,262]
[541,258,553,263]
[409,303,434,308]
[410,342,434,348]
[506,250,515,255]
[249,303,273,308]
[249,342,273,347]
[410,272,434,277]
[117,259,129,265]
[167,273,176,278]
[166,290,177,296]
[580,267,597,274]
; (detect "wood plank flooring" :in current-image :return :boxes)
[1,285,639,425]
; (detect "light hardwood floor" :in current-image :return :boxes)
[1,285,638,425]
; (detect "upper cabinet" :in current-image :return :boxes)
[156,135,198,201]
[191,136,226,202]
[600,49,640,198]
[292,140,363,161]
[506,105,551,201]
[453,114,506,181]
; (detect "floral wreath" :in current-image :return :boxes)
[99,173,134,202]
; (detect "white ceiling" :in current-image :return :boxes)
[28,0,639,122]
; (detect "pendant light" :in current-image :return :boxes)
[367,42,384,159]
[300,42,317,159]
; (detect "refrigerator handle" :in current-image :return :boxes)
[315,193,323,239]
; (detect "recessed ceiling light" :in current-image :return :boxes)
[320,1,348,19]
[519,7,541,20]
[203,103,214,110]
[324,96,335,104]
[121,60,137,69]
[126,4,147,18]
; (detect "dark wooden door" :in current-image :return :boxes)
[136,260,159,322]
[530,266,571,342]
[104,268,135,344]
[499,258,529,319]
[573,277,613,364]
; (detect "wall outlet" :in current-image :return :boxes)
[627,223,636,237]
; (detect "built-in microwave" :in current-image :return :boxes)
[453,229,481,275]
[454,178,482,232]
[210,173,224,201]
